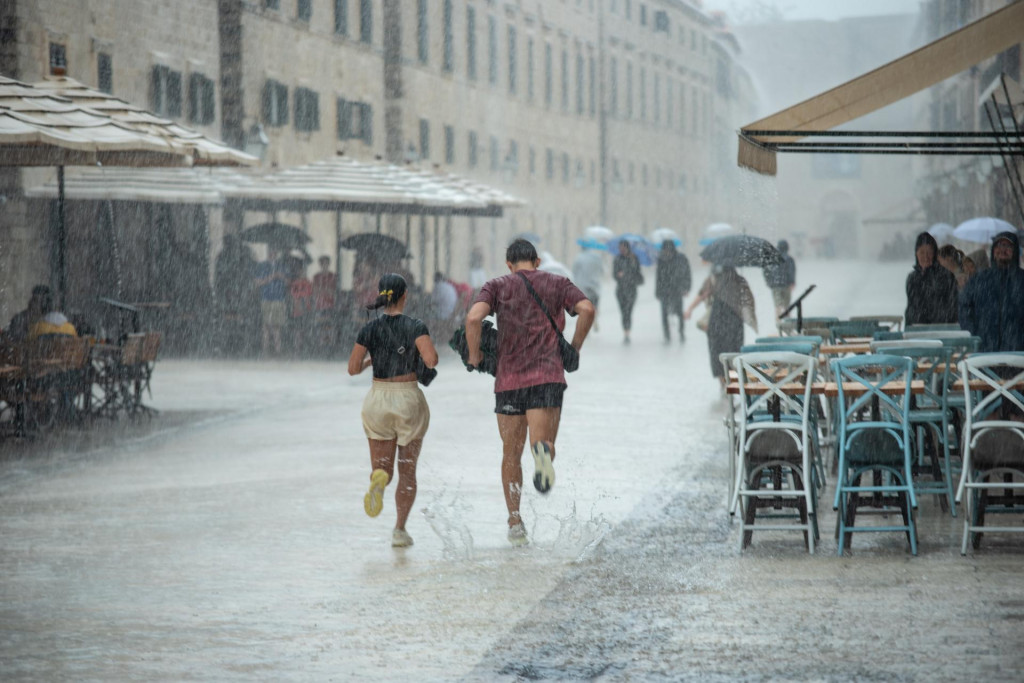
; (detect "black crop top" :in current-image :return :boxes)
[355,314,431,379]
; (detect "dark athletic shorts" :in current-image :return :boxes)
[494,383,565,415]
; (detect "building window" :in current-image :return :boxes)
[360,0,372,44]
[334,0,348,35]
[49,43,67,75]
[337,97,351,139]
[639,67,646,121]
[297,0,312,22]
[417,0,429,64]
[488,15,498,85]
[419,118,430,160]
[588,55,596,116]
[262,79,288,126]
[507,25,517,94]
[544,42,552,106]
[468,131,478,167]
[561,49,569,111]
[667,78,673,127]
[625,0,632,20]
[151,65,183,118]
[97,53,113,93]
[188,72,216,125]
[489,135,499,171]
[443,0,453,72]
[507,140,518,176]
[654,10,669,32]
[561,152,569,184]
[575,52,584,115]
[265,0,279,9]
[295,87,320,132]
[353,102,373,143]
[444,124,455,164]
[545,148,554,180]
[529,146,535,175]
[653,73,660,124]
[467,7,477,80]
[625,61,633,119]
[609,56,618,116]
[527,37,535,101]
[640,3,647,26]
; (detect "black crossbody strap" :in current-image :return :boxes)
[516,271,561,335]
[377,315,407,356]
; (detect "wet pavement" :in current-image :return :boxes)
[1,260,1023,681]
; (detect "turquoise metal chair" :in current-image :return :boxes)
[831,354,918,556]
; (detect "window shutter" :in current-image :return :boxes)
[337,97,351,139]
[277,82,289,125]
[188,72,201,123]
[262,80,273,123]
[202,77,216,124]
[150,65,164,114]
[167,70,182,117]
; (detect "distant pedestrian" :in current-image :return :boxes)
[685,266,756,390]
[4,285,51,343]
[464,239,595,546]
[348,273,439,548]
[937,244,970,290]
[655,240,691,342]
[904,232,958,326]
[763,239,796,321]
[612,240,644,344]
[959,231,1024,352]
[572,244,604,330]
[253,248,289,356]
[312,255,337,313]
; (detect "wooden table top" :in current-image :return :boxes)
[727,380,925,397]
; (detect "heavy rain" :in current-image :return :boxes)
[2,0,1024,680]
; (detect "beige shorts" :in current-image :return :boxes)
[261,300,287,328]
[361,381,430,446]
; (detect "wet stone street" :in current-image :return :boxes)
[1,260,1023,681]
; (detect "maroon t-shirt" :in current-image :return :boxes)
[474,269,587,392]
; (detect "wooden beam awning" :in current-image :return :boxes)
[738,2,1024,175]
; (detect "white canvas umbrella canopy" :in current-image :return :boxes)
[953,217,1018,244]
[0,75,256,307]
[24,166,253,204]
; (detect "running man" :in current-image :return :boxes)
[465,239,595,545]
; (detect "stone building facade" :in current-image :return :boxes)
[914,0,1024,234]
[0,0,750,331]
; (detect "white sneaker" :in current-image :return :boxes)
[531,441,555,494]
[391,529,414,548]
[507,522,528,547]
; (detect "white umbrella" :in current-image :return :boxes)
[700,222,735,246]
[927,222,955,243]
[538,251,572,278]
[650,227,682,247]
[953,217,1018,244]
[584,225,615,242]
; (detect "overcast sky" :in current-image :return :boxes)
[702,0,921,23]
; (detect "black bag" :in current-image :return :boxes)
[516,272,580,373]
[449,320,498,376]
[378,316,437,387]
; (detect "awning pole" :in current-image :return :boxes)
[376,213,382,234]
[433,216,440,278]
[419,216,427,289]
[444,215,452,275]
[335,210,343,297]
[56,165,67,311]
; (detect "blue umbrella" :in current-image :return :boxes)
[576,237,607,250]
[608,233,656,266]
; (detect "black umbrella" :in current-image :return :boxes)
[340,233,411,261]
[700,235,782,268]
[240,222,311,250]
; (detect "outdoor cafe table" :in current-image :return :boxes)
[819,343,872,355]
[726,380,925,396]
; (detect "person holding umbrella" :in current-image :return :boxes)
[613,240,644,344]
[253,247,288,356]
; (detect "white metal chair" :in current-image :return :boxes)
[732,351,819,552]
[956,353,1024,555]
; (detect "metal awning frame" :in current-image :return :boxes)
[738,129,1024,156]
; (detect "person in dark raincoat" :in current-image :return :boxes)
[904,232,958,326]
[655,240,691,342]
[959,230,1024,352]
[763,239,797,320]
[612,241,644,344]
[685,265,756,388]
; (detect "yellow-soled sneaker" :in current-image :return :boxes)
[364,469,389,517]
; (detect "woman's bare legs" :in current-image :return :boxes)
[394,439,422,530]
